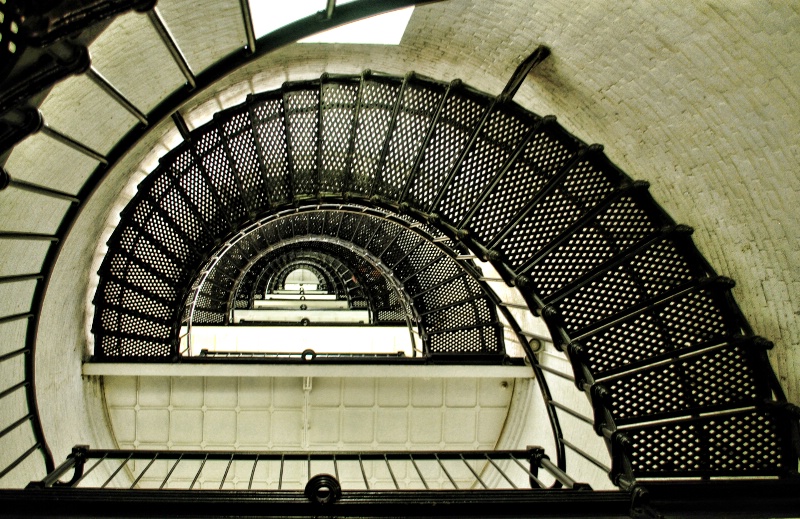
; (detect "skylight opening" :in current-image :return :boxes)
[249,1,414,45]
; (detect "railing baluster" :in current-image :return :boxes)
[219,454,235,489]
[278,455,284,490]
[189,454,208,490]
[0,347,29,363]
[0,381,28,401]
[0,443,39,480]
[435,454,457,489]
[358,454,369,490]
[484,453,517,489]
[550,400,594,426]
[0,414,32,441]
[538,363,575,382]
[409,454,428,490]
[40,125,108,164]
[101,453,132,488]
[160,454,182,489]
[248,455,258,490]
[508,453,545,489]
[460,454,487,489]
[73,453,108,487]
[560,437,611,473]
[238,0,256,53]
[130,453,158,489]
[148,8,196,88]
[384,455,399,490]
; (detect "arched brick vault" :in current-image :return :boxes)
[0,0,796,489]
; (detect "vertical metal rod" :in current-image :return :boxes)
[6,178,80,203]
[516,186,631,275]
[484,454,517,489]
[239,0,256,53]
[40,125,108,163]
[85,67,148,125]
[316,78,325,196]
[398,81,454,204]
[409,455,428,490]
[278,455,284,490]
[189,455,208,490]
[215,118,252,217]
[369,74,410,196]
[435,454,458,489]
[458,118,550,229]
[384,455,399,490]
[560,437,611,473]
[0,444,40,480]
[245,102,274,209]
[0,347,30,363]
[0,413,33,438]
[401,253,442,283]
[159,454,183,489]
[0,232,58,242]
[508,453,545,489]
[550,400,594,425]
[74,454,108,487]
[130,453,158,489]
[248,455,259,490]
[147,8,196,88]
[0,381,29,401]
[280,90,297,202]
[342,72,367,195]
[537,363,575,382]
[460,454,487,489]
[333,455,339,481]
[219,454,235,489]
[171,111,191,140]
[485,145,599,251]
[358,454,369,489]
[101,454,132,488]
[429,99,497,212]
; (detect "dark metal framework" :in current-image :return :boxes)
[89,70,799,492]
[171,206,503,356]
[0,1,796,516]
[0,0,444,486]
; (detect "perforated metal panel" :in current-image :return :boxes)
[92,74,792,485]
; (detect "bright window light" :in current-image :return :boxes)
[300,7,414,45]
[248,1,414,45]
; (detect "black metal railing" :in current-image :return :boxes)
[29,446,586,492]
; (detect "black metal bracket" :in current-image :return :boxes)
[499,45,551,103]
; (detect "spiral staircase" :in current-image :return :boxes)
[89,69,796,482]
[1,0,799,517]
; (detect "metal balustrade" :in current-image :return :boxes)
[30,446,583,492]
[0,1,797,515]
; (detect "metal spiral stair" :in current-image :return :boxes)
[90,71,798,488]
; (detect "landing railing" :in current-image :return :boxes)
[30,446,584,492]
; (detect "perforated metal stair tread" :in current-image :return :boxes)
[91,73,794,484]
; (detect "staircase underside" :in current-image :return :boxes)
[90,72,797,487]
